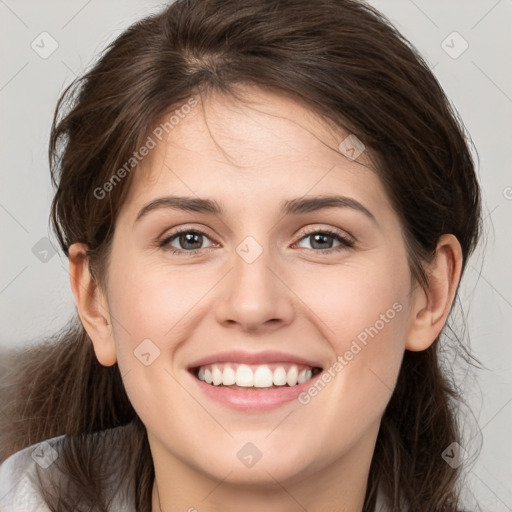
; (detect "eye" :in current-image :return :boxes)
[294,229,354,253]
[159,228,215,255]
[158,227,354,256]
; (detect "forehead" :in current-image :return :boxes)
[119,86,392,222]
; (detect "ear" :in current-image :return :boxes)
[405,234,463,352]
[68,243,117,366]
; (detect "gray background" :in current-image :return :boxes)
[0,1,511,509]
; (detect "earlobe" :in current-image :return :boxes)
[68,243,117,366]
[405,234,463,352]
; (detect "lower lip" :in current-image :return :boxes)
[188,370,322,411]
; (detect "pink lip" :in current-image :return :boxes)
[187,369,323,412]
[187,350,323,369]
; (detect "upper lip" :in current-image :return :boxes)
[187,350,323,369]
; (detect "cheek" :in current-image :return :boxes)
[291,256,410,411]
[104,256,209,424]
[107,256,211,348]
[292,255,410,346]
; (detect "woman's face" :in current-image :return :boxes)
[100,86,420,493]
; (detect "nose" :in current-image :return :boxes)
[214,240,295,333]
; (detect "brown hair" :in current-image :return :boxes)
[1,0,481,510]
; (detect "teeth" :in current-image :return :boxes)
[235,364,254,387]
[222,365,236,385]
[286,365,298,386]
[195,363,318,388]
[212,365,223,386]
[254,366,273,388]
[298,369,312,384]
[273,366,287,386]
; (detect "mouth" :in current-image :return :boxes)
[186,350,325,410]
[189,362,323,390]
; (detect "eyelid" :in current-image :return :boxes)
[295,225,355,245]
[158,223,215,242]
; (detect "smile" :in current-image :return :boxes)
[193,362,322,389]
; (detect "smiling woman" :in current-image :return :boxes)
[0,0,482,511]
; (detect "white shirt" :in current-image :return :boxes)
[0,431,393,511]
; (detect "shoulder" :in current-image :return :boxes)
[0,425,136,512]
[0,435,64,511]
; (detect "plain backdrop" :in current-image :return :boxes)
[0,1,511,510]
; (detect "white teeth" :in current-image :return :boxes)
[212,365,223,386]
[286,365,298,386]
[254,366,273,388]
[195,363,318,388]
[273,366,287,386]
[222,366,236,385]
[235,364,254,387]
[297,369,312,384]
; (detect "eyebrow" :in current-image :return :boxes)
[134,195,377,224]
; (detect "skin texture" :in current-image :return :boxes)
[68,86,462,512]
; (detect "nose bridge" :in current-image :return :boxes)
[214,233,294,330]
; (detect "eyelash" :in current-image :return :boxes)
[158,227,355,256]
